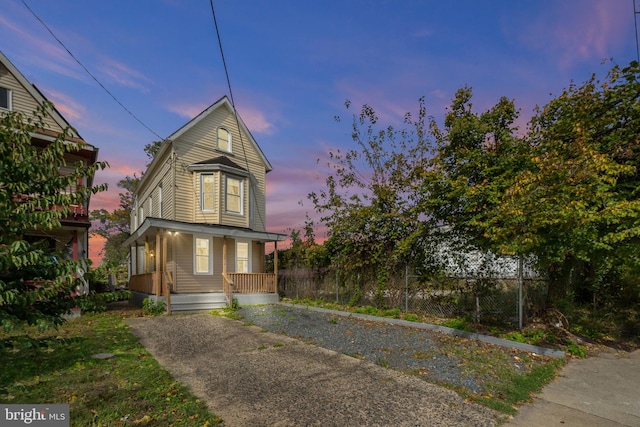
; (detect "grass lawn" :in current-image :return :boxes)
[0,305,221,427]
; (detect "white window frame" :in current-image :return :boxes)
[236,240,251,273]
[193,235,213,275]
[158,185,163,218]
[148,196,153,217]
[217,127,232,153]
[201,173,215,212]
[225,176,243,215]
[0,87,11,110]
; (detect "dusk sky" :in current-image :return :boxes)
[1,1,638,262]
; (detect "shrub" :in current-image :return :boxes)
[403,313,420,322]
[142,298,166,316]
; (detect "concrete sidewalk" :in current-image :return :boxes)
[506,348,640,426]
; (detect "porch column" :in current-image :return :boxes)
[134,242,139,275]
[155,232,161,297]
[274,241,279,287]
[163,230,171,314]
[222,236,227,275]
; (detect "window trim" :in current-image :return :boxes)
[193,235,214,275]
[225,175,243,215]
[0,87,11,110]
[217,126,232,153]
[200,173,215,212]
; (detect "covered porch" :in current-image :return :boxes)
[124,218,286,313]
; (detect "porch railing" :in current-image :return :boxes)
[128,273,159,295]
[228,273,276,294]
[128,272,275,298]
[222,273,233,306]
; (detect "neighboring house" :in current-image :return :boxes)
[0,50,98,271]
[123,96,286,312]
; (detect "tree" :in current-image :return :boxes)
[0,103,108,330]
[143,140,165,167]
[422,62,640,307]
[91,175,139,271]
[423,87,526,254]
[497,61,640,304]
[309,100,436,306]
[90,140,164,272]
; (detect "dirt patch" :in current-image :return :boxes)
[106,301,145,318]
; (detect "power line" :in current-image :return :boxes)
[635,0,640,62]
[209,0,270,236]
[21,0,165,141]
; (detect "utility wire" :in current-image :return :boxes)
[635,0,640,62]
[21,0,165,141]
[209,0,271,236]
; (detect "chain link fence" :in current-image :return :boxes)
[277,257,548,327]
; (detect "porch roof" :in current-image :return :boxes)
[123,217,287,247]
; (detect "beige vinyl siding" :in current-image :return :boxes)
[172,106,267,229]
[0,62,64,133]
[172,233,223,293]
[134,146,174,226]
[252,241,264,273]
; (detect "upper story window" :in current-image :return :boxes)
[225,176,243,214]
[201,174,215,212]
[217,127,231,153]
[0,87,11,110]
[158,185,163,218]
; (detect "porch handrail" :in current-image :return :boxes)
[222,272,233,306]
[228,273,276,294]
[128,273,157,294]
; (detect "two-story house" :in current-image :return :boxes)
[0,50,98,265]
[124,96,286,312]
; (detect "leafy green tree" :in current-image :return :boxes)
[423,62,640,307]
[309,100,436,306]
[91,175,139,272]
[91,140,163,273]
[143,140,165,167]
[496,61,640,304]
[423,87,526,254]
[0,103,108,330]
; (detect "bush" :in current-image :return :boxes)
[142,298,166,316]
[403,313,420,322]
[441,317,473,332]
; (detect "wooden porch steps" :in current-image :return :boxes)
[168,292,228,313]
[130,291,279,314]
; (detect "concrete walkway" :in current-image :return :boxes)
[506,348,640,426]
[127,314,503,427]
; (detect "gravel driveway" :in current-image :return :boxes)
[238,304,486,393]
[127,308,503,426]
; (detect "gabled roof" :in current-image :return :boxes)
[168,96,273,172]
[0,50,98,190]
[0,50,89,144]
